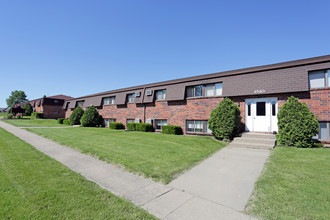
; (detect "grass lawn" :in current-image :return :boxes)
[26,127,226,183]
[4,119,67,127]
[0,128,155,219]
[246,147,330,220]
[0,112,7,117]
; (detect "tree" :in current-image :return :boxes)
[69,106,84,125]
[43,95,47,98]
[80,105,101,127]
[22,102,33,116]
[6,90,28,107]
[277,96,320,148]
[208,98,242,140]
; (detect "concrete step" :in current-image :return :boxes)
[240,132,276,140]
[232,137,276,145]
[229,142,274,150]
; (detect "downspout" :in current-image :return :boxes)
[141,87,146,123]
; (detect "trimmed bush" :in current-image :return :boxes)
[7,114,13,119]
[80,105,101,127]
[136,123,154,132]
[208,98,241,140]
[109,122,125,130]
[277,96,320,148]
[162,125,183,135]
[69,106,84,125]
[31,112,44,119]
[22,103,33,116]
[127,123,138,130]
[57,118,65,124]
[63,119,70,125]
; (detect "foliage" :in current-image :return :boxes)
[63,119,70,125]
[6,90,28,107]
[136,123,154,132]
[31,112,44,119]
[109,122,125,129]
[80,105,101,127]
[22,102,33,116]
[57,118,65,124]
[69,106,84,125]
[127,123,138,130]
[162,125,183,135]
[277,96,320,148]
[7,108,12,114]
[208,98,241,140]
[7,114,13,119]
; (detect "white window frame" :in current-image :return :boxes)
[309,69,329,89]
[186,120,209,133]
[205,83,223,97]
[76,101,85,107]
[102,97,115,105]
[186,85,203,98]
[127,94,135,103]
[127,119,135,124]
[155,119,167,130]
[155,89,166,100]
[317,122,330,140]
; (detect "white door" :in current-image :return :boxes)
[245,98,278,132]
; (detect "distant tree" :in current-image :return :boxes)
[6,90,28,107]
[22,102,33,116]
[43,95,47,98]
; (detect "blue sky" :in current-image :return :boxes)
[1,0,330,107]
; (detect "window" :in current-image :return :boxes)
[247,104,251,116]
[54,99,59,104]
[76,101,85,107]
[272,103,276,116]
[102,97,115,105]
[187,120,209,133]
[65,102,70,110]
[103,118,116,127]
[309,69,330,88]
[205,83,223,97]
[186,85,203,98]
[127,119,135,124]
[155,119,167,130]
[53,112,58,114]
[127,94,135,103]
[256,102,266,116]
[155,89,166,100]
[317,122,330,140]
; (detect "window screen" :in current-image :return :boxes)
[309,71,325,88]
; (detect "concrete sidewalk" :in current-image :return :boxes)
[0,121,258,219]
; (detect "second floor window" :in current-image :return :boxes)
[155,89,166,100]
[127,94,135,103]
[186,85,203,98]
[102,97,115,105]
[65,102,70,110]
[309,70,330,89]
[205,83,223,96]
[76,101,85,107]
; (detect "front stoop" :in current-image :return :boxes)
[230,132,276,150]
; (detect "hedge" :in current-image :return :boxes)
[127,123,138,130]
[109,122,125,130]
[57,118,65,124]
[63,119,70,125]
[162,125,183,135]
[136,123,154,132]
[31,112,44,119]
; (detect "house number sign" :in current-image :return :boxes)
[254,89,266,94]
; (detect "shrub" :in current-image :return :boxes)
[277,96,320,148]
[63,119,70,125]
[57,118,65,124]
[69,106,84,125]
[7,114,13,119]
[31,112,44,119]
[80,105,101,127]
[109,122,125,129]
[17,113,22,119]
[22,103,33,116]
[127,123,138,130]
[208,98,241,140]
[136,123,154,132]
[162,125,183,135]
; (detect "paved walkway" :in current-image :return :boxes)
[0,121,264,220]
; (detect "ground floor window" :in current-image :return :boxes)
[317,122,330,140]
[155,119,167,130]
[186,120,211,133]
[104,118,116,127]
[127,119,135,124]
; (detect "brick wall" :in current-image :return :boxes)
[65,88,330,133]
[42,105,66,119]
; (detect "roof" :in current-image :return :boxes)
[66,54,330,101]
[47,94,73,100]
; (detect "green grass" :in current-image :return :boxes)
[246,147,330,220]
[26,128,226,183]
[0,112,7,117]
[0,128,155,219]
[4,119,67,127]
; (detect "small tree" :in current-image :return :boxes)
[6,90,28,107]
[22,103,33,116]
[208,98,241,140]
[69,106,84,125]
[277,96,319,148]
[80,105,101,127]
